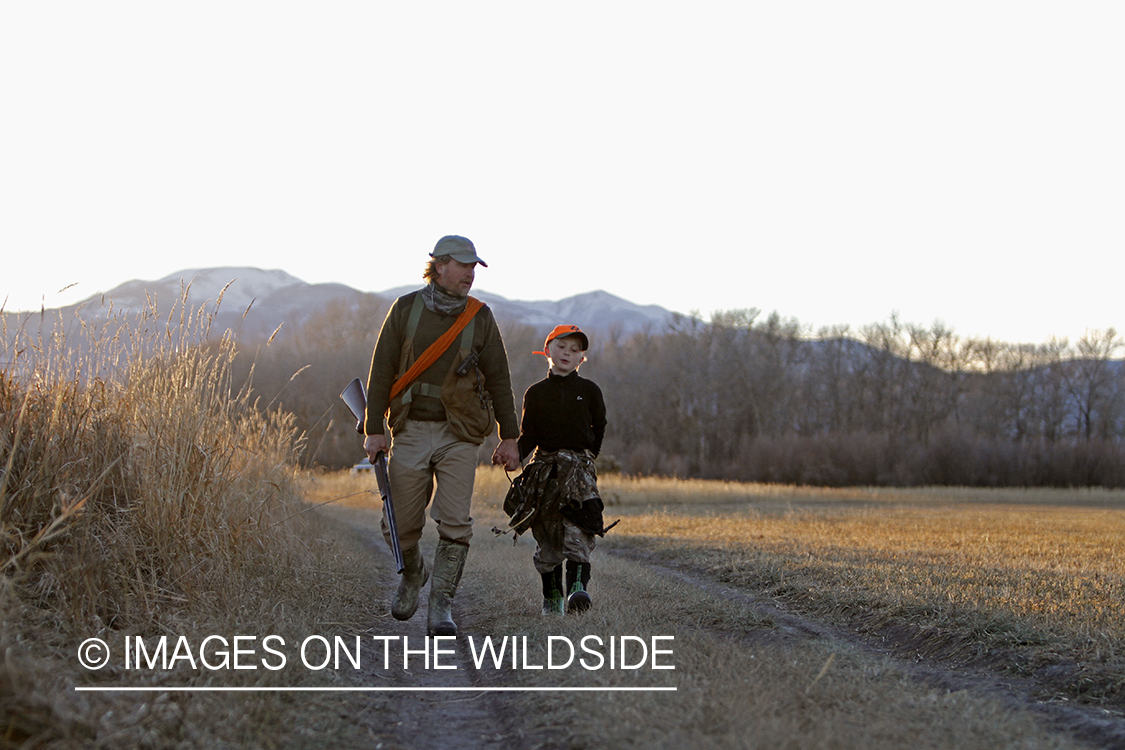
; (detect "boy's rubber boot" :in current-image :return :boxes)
[541,566,565,615]
[391,544,428,621]
[566,561,592,614]
[428,540,468,636]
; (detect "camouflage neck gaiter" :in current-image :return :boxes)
[422,282,468,316]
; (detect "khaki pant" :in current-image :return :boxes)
[385,419,478,550]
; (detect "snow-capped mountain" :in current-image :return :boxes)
[33,268,679,344]
[95,267,307,313]
[381,286,676,335]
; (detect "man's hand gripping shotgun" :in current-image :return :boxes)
[340,378,405,574]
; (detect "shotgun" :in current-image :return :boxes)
[339,378,405,574]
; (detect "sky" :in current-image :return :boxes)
[2,2,1122,346]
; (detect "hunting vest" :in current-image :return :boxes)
[387,294,496,445]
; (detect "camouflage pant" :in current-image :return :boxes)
[503,449,603,574]
[532,519,595,574]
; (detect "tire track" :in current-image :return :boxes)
[606,546,1125,750]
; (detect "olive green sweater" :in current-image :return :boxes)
[364,289,519,440]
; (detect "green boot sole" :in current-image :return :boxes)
[567,589,592,614]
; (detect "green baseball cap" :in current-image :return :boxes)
[431,235,488,267]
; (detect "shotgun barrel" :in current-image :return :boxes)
[339,378,405,573]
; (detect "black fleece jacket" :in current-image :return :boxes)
[517,370,607,461]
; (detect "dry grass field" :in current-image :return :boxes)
[305,468,1125,749]
[596,475,1125,704]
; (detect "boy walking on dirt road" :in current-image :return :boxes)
[508,325,610,615]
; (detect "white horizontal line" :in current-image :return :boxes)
[75,686,677,693]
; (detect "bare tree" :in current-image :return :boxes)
[1033,338,1073,442]
[1056,329,1124,441]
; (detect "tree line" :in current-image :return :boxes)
[239,297,1125,488]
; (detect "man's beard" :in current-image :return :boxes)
[436,280,467,298]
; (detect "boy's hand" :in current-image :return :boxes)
[492,438,520,471]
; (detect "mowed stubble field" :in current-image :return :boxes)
[306,469,1125,750]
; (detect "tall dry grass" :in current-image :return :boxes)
[2,296,298,624]
[0,298,378,748]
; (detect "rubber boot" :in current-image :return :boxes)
[391,544,428,621]
[541,566,565,615]
[427,539,468,636]
[566,561,592,614]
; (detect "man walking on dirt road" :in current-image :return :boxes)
[362,235,520,636]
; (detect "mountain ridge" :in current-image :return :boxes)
[29,266,680,343]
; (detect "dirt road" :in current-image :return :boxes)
[322,503,1125,750]
[324,507,526,749]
